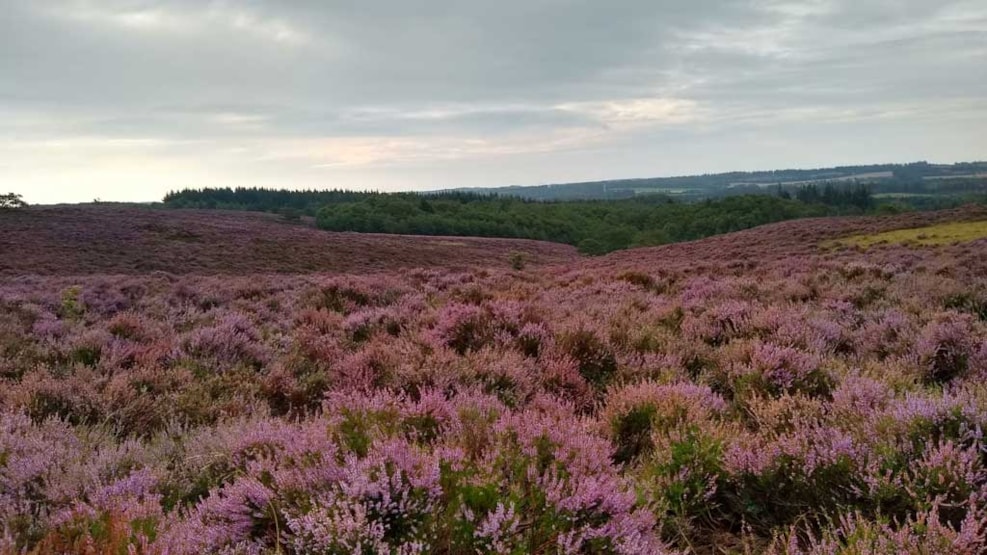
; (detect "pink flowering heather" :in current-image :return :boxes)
[772,501,987,554]
[602,381,728,465]
[915,312,978,383]
[3,207,987,552]
[681,299,757,346]
[182,312,269,368]
[726,341,830,399]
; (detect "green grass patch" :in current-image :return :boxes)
[825,220,987,249]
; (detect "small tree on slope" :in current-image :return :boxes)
[0,192,27,209]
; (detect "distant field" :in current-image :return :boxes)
[825,219,987,248]
[873,192,937,198]
[628,187,693,195]
[924,173,987,180]
[733,170,896,188]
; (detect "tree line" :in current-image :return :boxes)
[774,183,874,210]
[163,187,367,215]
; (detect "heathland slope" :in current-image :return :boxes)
[0,205,579,275]
[588,204,987,270]
[1,207,986,553]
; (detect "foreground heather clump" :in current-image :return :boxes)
[2,209,987,553]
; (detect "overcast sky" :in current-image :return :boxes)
[1,0,985,204]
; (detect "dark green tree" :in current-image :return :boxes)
[0,193,27,209]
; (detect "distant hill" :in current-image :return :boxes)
[435,161,987,201]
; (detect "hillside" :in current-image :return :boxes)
[588,204,987,270]
[0,205,579,275]
[1,207,986,553]
[441,160,987,201]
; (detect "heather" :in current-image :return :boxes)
[0,206,577,276]
[2,207,987,553]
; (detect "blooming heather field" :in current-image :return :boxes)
[2,206,987,554]
[0,206,578,275]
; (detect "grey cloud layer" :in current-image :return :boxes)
[1,0,984,202]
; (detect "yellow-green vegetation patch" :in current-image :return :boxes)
[825,220,987,249]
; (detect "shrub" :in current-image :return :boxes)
[508,251,527,271]
[643,425,726,540]
[728,342,832,400]
[0,192,27,209]
[278,207,302,221]
[617,270,657,291]
[944,291,987,321]
[431,303,494,355]
[183,312,268,368]
[603,381,726,465]
[58,286,85,321]
[904,440,985,526]
[558,328,618,390]
[916,313,976,383]
[771,503,987,554]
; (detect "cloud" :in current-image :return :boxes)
[43,1,312,44]
[557,98,702,128]
[0,0,984,203]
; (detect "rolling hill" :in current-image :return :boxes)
[0,205,579,275]
[439,160,987,201]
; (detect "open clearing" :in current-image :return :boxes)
[825,219,987,248]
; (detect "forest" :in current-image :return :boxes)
[314,193,841,254]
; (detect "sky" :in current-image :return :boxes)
[1,1,985,204]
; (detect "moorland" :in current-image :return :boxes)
[1,201,986,554]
